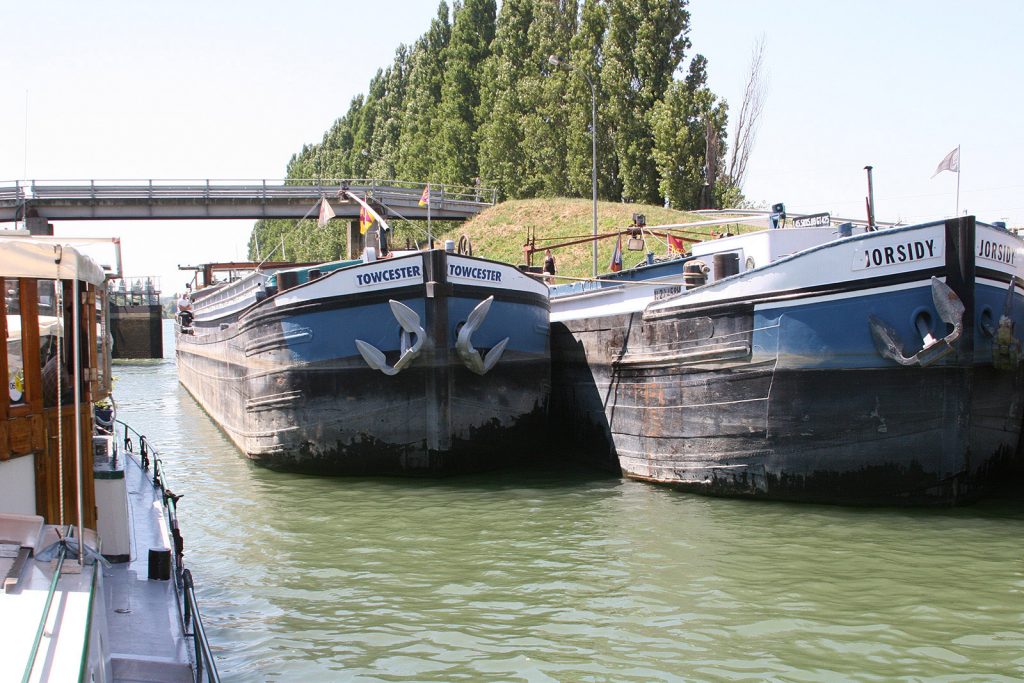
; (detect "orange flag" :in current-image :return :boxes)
[668,235,687,254]
[359,204,373,235]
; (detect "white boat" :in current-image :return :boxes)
[0,233,218,681]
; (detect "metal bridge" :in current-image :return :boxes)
[0,179,496,223]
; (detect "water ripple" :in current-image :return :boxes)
[105,325,1024,681]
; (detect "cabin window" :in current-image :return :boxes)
[96,288,111,397]
[5,279,26,405]
[40,280,74,407]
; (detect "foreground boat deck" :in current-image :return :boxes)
[106,450,193,681]
[0,450,194,682]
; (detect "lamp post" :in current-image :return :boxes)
[549,54,598,278]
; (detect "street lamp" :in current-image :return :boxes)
[549,54,598,278]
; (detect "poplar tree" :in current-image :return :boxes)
[349,71,385,178]
[476,0,535,199]
[367,46,411,180]
[321,95,362,180]
[518,0,577,197]
[603,0,691,204]
[397,2,451,183]
[651,55,728,209]
[564,0,615,200]
[436,0,496,186]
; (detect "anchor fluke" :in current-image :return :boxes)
[868,277,964,367]
[355,300,424,376]
[456,296,509,375]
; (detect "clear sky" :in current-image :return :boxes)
[1,1,1021,292]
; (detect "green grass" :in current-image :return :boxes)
[434,197,761,280]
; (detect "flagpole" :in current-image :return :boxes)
[427,186,432,249]
[955,144,961,217]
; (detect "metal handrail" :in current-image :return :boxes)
[182,569,219,681]
[21,539,68,683]
[116,419,221,682]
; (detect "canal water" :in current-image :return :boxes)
[110,322,1024,681]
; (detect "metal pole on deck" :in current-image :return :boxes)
[73,277,84,564]
[864,165,876,231]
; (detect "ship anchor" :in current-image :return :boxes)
[868,276,964,367]
[456,296,509,375]
[983,277,1021,370]
[355,300,424,376]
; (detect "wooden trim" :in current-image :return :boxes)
[20,278,42,412]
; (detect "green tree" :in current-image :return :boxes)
[368,46,411,179]
[320,95,362,180]
[476,0,535,199]
[651,55,728,209]
[603,0,691,204]
[349,70,386,178]
[436,0,496,186]
[396,2,451,183]
[564,0,617,200]
[518,0,577,197]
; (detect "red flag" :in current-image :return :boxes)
[610,235,623,272]
[668,235,687,254]
[418,184,430,207]
[359,205,373,235]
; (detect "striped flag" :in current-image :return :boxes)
[419,184,431,207]
[610,234,623,272]
[359,204,373,235]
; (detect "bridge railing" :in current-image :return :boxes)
[0,178,497,208]
[0,181,25,203]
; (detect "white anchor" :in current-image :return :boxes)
[355,300,424,376]
[456,296,509,375]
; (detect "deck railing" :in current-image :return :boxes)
[117,419,221,682]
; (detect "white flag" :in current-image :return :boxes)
[931,147,960,178]
[317,196,336,227]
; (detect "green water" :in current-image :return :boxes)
[109,324,1024,681]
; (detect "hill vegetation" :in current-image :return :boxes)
[440,197,759,279]
[247,0,762,264]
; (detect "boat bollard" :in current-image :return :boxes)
[148,547,171,580]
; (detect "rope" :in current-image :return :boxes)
[370,202,436,245]
[54,279,64,526]
[253,199,321,270]
[540,269,698,289]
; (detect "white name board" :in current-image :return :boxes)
[976,236,1017,267]
[794,213,830,228]
[446,255,548,295]
[852,236,942,271]
[353,263,423,287]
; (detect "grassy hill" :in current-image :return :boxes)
[438,197,761,280]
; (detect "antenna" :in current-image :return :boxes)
[23,90,29,178]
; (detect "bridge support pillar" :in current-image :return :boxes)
[25,217,53,236]
[347,220,365,259]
